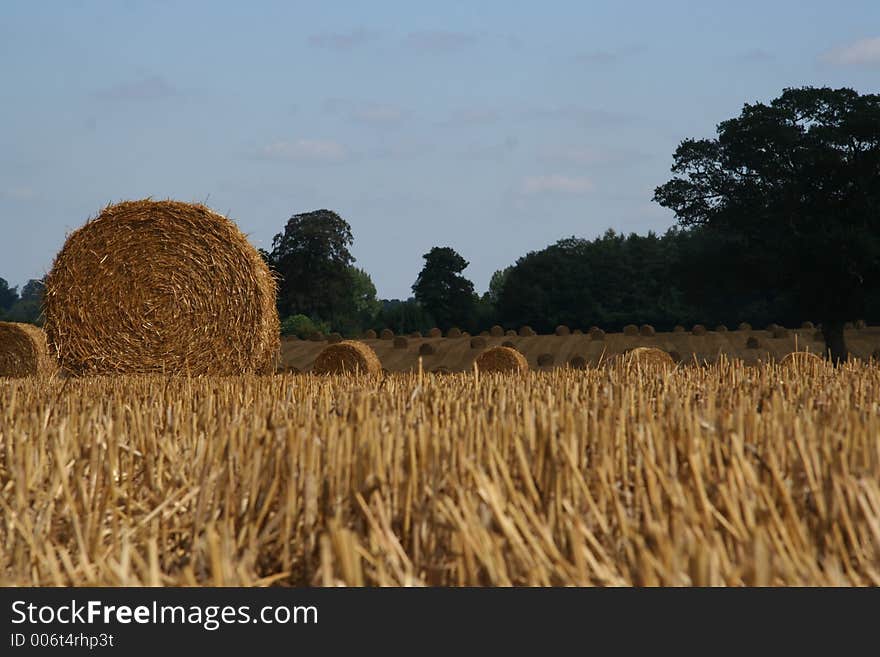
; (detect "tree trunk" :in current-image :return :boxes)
[822,320,848,364]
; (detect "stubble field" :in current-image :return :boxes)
[1,359,879,586]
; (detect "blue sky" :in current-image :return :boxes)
[1,1,878,298]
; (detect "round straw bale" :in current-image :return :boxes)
[766,323,780,332]
[409,331,422,338]
[501,340,518,350]
[673,325,686,333]
[419,343,435,356]
[308,331,325,342]
[0,322,56,378]
[313,340,382,375]
[445,327,462,339]
[461,331,470,338]
[327,332,343,344]
[537,353,554,367]
[714,324,728,332]
[590,328,605,341]
[505,329,517,337]
[737,322,752,331]
[479,330,489,337]
[393,336,408,349]
[475,346,529,373]
[855,319,867,329]
[518,326,536,337]
[780,351,825,369]
[771,326,789,339]
[623,324,639,336]
[490,325,504,337]
[639,324,655,337]
[380,328,394,340]
[428,327,442,338]
[691,324,707,336]
[364,329,378,339]
[568,355,588,370]
[618,347,675,370]
[746,336,760,349]
[470,336,487,349]
[801,321,814,330]
[572,328,583,335]
[43,199,278,376]
[555,325,570,336]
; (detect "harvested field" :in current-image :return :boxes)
[1,361,878,586]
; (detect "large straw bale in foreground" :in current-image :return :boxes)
[474,346,529,373]
[0,322,56,378]
[43,200,279,376]
[616,347,676,370]
[312,340,381,375]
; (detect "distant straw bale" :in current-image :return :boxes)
[308,332,325,342]
[617,347,675,370]
[0,322,56,378]
[327,332,343,344]
[409,331,422,338]
[475,346,529,373]
[639,324,655,337]
[380,329,394,340]
[461,331,471,338]
[43,199,278,376]
[537,353,554,367]
[767,323,780,332]
[780,351,825,370]
[855,319,867,329]
[479,330,489,337]
[772,326,790,339]
[446,327,462,339]
[505,329,517,337]
[470,336,487,349]
[568,355,588,370]
[490,325,504,337]
[572,328,583,335]
[844,321,854,330]
[715,324,728,332]
[518,326,536,337]
[623,324,638,336]
[419,343,435,356]
[393,336,408,349]
[746,336,760,349]
[589,328,605,341]
[692,325,707,336]
[801,321,814,330]
[738,322,752,331]
[501,340,517,349]
[428,328,442,338]
[555,325,570,336]
[673,325,686,333]
[313,340,381,375]
[364,329,378,339]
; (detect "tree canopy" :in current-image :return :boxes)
[411,247,476,330]
[654,86,880,361]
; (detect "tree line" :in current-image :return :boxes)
[3,86,878,360]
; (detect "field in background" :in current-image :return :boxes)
[2,361,878,586]
[281,327,880,373]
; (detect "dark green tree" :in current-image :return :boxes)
[412,247,475,330]
[0,278,18,313]
[269,209,356,327]
[654,86,880,362]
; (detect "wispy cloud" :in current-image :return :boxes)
[256,139,349,163]
[95,75,178,101]
[404,30,480,53]
[323,98,408,125]
[308,28,380,51]
[820,36,880,67]
[521,175,594,195]
[1,186,37,201]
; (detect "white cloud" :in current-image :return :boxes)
[521,175,594,195]
[257,139,349,163]
[821,37,880,66]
